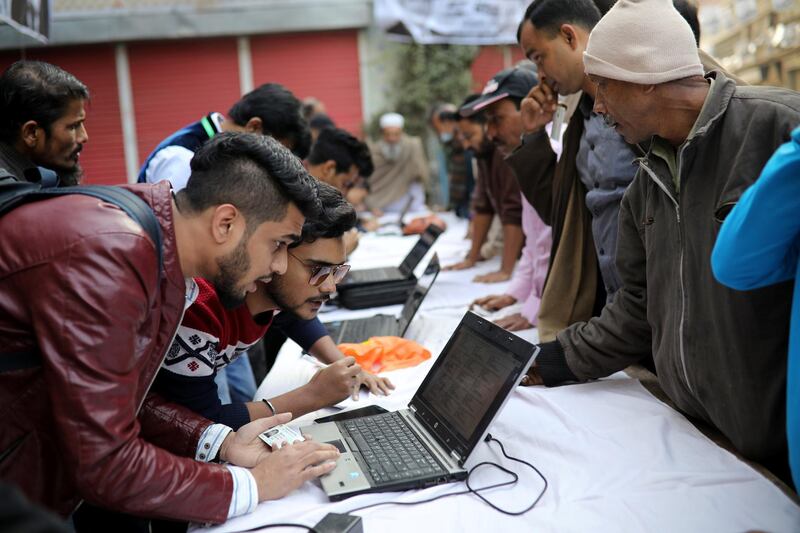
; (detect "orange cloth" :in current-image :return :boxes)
[402,215,447,235]
[337,336,431,373]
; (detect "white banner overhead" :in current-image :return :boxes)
[0,0,51,43]
[375,0,530,45]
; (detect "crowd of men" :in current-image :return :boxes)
[0,0,799,530]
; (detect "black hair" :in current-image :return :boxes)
[178,132,320,232]
[0,60,89,144]
[592,0,616,15]
[309,113,335,130]
[307,127,374,178]
[458,94,487,124]
[673,0,700,45]
[517,0,602,41]
[292,181,357,247]
[301,97,324,121]
[228,83,312,159]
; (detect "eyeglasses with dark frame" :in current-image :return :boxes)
[288,250,351,287]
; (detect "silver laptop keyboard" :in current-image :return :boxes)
[341,412,446,484]
[339,315,397,343]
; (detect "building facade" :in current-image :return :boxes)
[0,0,525,185]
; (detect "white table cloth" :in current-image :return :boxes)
[197,215,800,533]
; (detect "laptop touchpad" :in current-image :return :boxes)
[326,440,346,453]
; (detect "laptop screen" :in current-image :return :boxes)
[398,224,442,276]
[398,255,440,335]
[409,312,536,463]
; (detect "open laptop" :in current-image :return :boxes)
[378,195,414,230]
[340,223,443,286]
[302,311,538,501]
[326,254,440,344]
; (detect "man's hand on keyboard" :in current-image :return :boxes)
[250,440,339,501]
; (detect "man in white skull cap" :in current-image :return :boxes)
[365,112,430,213]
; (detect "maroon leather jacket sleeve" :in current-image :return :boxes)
[139,393,214,458]
[27,231,232,523]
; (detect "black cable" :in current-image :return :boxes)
[237,523,318,533]
[346,433,548,516]
[470,434,549,515]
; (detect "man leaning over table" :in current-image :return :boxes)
[152,182,394,432]
[446,67,537,284]
[471,120,561,332]
[509,0,640,342]
[138,82,314,409]
[523,0,800,488]
[305,126,376,254]
[0,132,340,526]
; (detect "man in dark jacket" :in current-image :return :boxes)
[0,60,89,186]
[448,69,531,284]
[526,0,800,487]
[511,0,722,343]
[0,133,339,524]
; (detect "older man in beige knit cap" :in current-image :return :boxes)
[526,0,800,489]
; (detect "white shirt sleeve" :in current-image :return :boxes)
[195,423,232,462]
[225,465,259,518]
[144,145,195,191]
[195,424,260,518]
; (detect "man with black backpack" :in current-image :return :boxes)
[0,60,89,187]
[0,132,340,525]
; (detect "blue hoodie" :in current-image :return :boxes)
[712,126,800,490]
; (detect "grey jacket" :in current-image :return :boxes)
[574,97,638,298]
[538,71,800,484]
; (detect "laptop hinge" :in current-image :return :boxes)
[409,404,417,413]
[450,450,461,463]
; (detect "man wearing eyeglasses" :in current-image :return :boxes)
[151,182,394,433]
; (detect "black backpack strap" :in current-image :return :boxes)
[58,186,164,279]
[0,184,163,373]
[1,184,163,284]
[0,351,42,372]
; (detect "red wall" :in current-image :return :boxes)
[470,45,526,93]
[0,29,363,185]
[0,34,510,185]
[0,44,127,185]
[128,37,241,168]
[251,30,363,136]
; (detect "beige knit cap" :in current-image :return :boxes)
[583,0,704,84]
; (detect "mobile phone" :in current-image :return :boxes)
[314,405,388,424]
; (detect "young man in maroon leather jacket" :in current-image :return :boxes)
[0,132,340,525]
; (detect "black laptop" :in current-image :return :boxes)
[378,195,414,230]
[302,311,538,501]
[326,255,440,344]
[340,224,443,286]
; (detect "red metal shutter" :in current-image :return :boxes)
[128,37,241,168]
[471,46,526,92]
[250,30,363,136]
